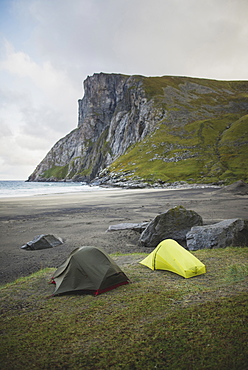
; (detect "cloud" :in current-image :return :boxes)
[0,38,80,179]
[0,0,248,179]
[5,0,248,79]
[0,88,57,179]
[0,121,12,137]
[4,0,248,81]
[0,40,79,120]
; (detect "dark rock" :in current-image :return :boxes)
[107,222,149,233]
[21,234,63,250]
[139,205,203,248]
[186,218,248,250]
[216,180,248,195]
[28,73,166,182]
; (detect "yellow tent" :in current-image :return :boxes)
[140,239,206,278]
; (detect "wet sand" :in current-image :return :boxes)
[1,187,247,284]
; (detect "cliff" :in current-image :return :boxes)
[28,73,248,185]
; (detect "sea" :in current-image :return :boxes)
[0,180,103,198]
[0,180,220,198]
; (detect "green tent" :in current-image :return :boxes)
[140,239,206,278]
[51,246,129,296]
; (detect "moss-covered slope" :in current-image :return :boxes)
[104,77,248,185]
[108,113,248,184]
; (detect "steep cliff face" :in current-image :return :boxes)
[28,73,167,181]
[28,73,248,184]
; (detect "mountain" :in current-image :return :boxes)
[28,73,248,185]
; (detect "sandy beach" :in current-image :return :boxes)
[1,186,248,285]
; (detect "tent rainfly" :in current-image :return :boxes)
[140,239,206,278]
[51,246,129,296]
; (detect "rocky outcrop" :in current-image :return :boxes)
[215,180,248,195]
[186,218,248,250]
[106,210,248,251]
[28,73,166,182]
[139,206,203,248]
[107,222,149,233]
[27,73,248,184]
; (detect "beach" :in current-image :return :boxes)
[1,186,248,285]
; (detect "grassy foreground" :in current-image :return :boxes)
[1,248,247,370]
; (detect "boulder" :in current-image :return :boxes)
[216,180,248,195]
[21,234,63,250]
[186,218,248,250]
[107,222,149,233]
[139,205,203,248]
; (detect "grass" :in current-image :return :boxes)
[109,112,248,184]
[42,165,69,180]
[0,248,247,369]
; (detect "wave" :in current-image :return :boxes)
[0,181,103,198]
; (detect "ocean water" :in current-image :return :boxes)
[0,181,102,198]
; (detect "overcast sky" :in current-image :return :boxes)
[0,0,247,180]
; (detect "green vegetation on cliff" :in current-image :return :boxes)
[42,165,69,180]
[107,76,248,185]
[109,113,248,184]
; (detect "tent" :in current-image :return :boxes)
[51,246,129,296]
[140,239,206,278]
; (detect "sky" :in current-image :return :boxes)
[0,0,248,180]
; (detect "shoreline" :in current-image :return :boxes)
[0,180,221,199]
[1,187,247,285]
